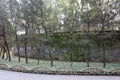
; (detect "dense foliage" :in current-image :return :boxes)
[0,0,120,67]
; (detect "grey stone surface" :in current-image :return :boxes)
[0,70,120,80]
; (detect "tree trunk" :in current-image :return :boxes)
[2,47,5,59]
[24,23,29,63]
[24,42,28,63]
[17,45,20,62]
[2,20,11,61]
[15,32,20,62]
[24,27,28,63]
[87,45,90,67]
[101,23,106,68]
[4,40,11,61]
[37,43,41,65]
[49,49,53,66]
[103,43,106,68]
[87,23,90,67]
[70,44,73,67]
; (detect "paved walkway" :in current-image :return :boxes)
[0,70,120,80]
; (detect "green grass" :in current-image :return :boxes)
[0,56,120,71]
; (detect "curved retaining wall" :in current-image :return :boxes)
[0,64,120,75]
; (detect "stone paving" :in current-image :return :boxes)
[0,70,120,80]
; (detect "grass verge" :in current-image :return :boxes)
[0,56,120,75]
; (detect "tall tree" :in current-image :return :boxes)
[0,0,12,61]
[93,0,119,67]
[8,0,21,62]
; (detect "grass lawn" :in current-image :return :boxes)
[0,56,120,72]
